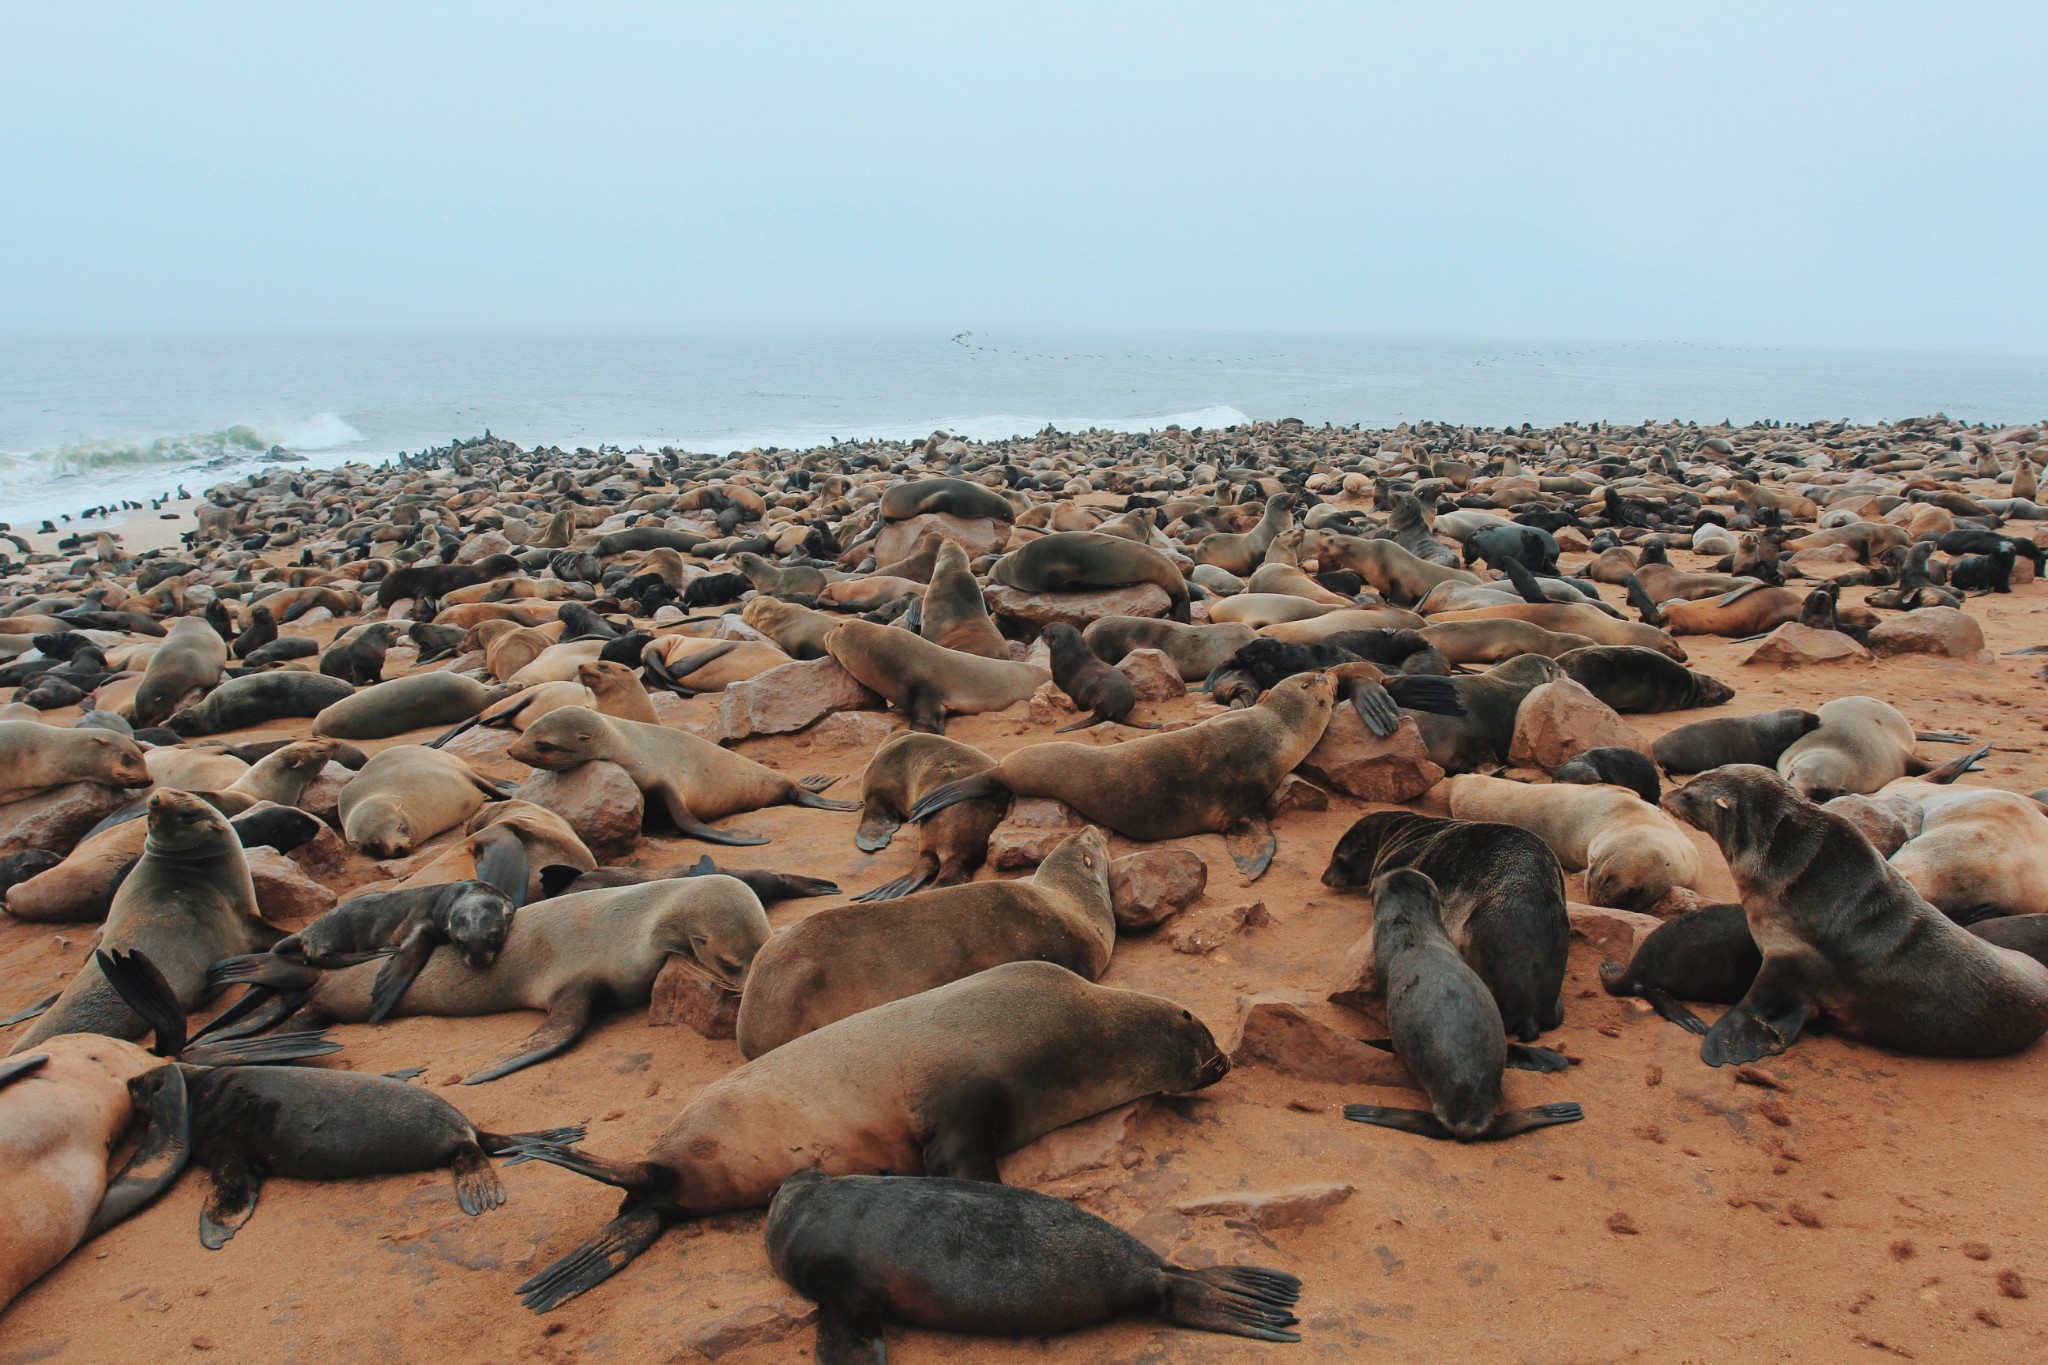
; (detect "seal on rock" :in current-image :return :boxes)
[825,620,1047,735]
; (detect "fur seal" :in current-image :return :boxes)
[509,706,857,844]
[1599,902,1759,1033]
[1409,654,1560,774]
[909,670,1338,878]
[542,854,838,906]
[1555,646,1734,713]
[1202,637,1461,737]
[1193,493,1293,575]
[92,948,579,1248]
[1300,529,1476,605]
[1042,622,1157,731]
[1081,617,1258,681]
[1322,810,1568,1040]
[919,539,1009,659]
[737,826,1116,1057]
[1652,707,1820,775]
[1663,765,2048,1065]
[12,790,279,1053]
[879,476,1017,523]
[853,732,1005,901]
[210,875,772,1083]
[639,636,794,694]
[1880,782,2048,919]
[1553,746,1660,803]
[1341,870,1583,1142]
[131,617,227,727]
[165,671,357,738]
[1446,774,1701,911]
[1417,619,1598,666]
[1646,583,1805,638]
[318,621,400,686]
[825,620,1047,734]
[988,532,1190,622]
[765,1171,1302,1354]
[337,744,507,857]
[505,960,1230,1311]
[1775,696,1921,801]
[0,719,151,805]
[739,596,837,659]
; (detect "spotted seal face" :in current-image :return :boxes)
[444,885,515,969]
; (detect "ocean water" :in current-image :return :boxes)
[2,329,2044,526]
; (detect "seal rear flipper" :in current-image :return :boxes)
[655,784,771,846]
[853,805,901,853]
[1484,1101,1586,1139]
[1623,574,1664,626]
[462,988,596,1084]
[0,1053,49,1088]
[789,776,860,812]
[1160,1265,1303,1343]
[0,993,57,1028]
[1911,743,1991,784]
[188,986,306,1043]
[87,1063,189,1238]
[1638,987,1710,1036]
[1222,815,1276,881]
[476,1124,588,1157]
[1914,730,1978,744]
[1054,715,1106,733]
[199,1152,262,1250]
[906,772,1008,823]
[94,948,186,1056]
[813,1305,887,1365]
[451,1143,506,1215]
[853,855,938,903]
[517,1204,671,1313]
[180,1030,343,1068]
[424,713,486,749]
[538,864,587,898]
[735,870,839,902]
[1504,1043,1573,1073]
[207,953,321,994]
[471,826,531,907]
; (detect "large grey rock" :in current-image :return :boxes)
[0,782,146,860]
[1298,710,1443,802]
[716,657,882,742]
[985,583,1174,631]
[873,512,1008,566]
[518,760,643,860]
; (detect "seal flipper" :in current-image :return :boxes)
[0,1053,49,1088]
[1483,1102,1586,1139]
[368,925,438,1025]
[517,1204,670,1313]
[1910,743,1991,784]
[907,686,947,735]
[1502,557,1549,606]
[199,1150,261,1250]
[471,825,531,906]
[1701,958,1816,1067]
[789,775,861,812]
[1639,987,1710,1035]
[853,856,938,903]
[853,803,901,853]
[654,782,770,846]
[1222,814,1277,881]
[538,864,586,898]
[1344,679,1401,737]
[813,1305,887,1365]
[451,1142,506,1215]
[1504,1043,1573,1073]
[1623,574,1665,626]
[1160,1265,1304,1343]
[905,771,1009,824]
[0,993,57,1027]
[1343,1103,1452,1139]
[87,1063,189,1238]
[96,948,186,1055]
[462,987,596,1084]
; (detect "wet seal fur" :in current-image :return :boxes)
[1322,810,1569,1040]
[1341,870,1583,1142]
[766,1170,1302,1355]
[1663,765,2048,1065]
[505,960,1230,1311]
[737,826,1116,1057]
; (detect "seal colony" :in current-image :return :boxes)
[3,413,2048,1358]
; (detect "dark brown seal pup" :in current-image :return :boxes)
[1554,646,1734,713]
[1553,746,1660,803]
[1342,871,1583,1142]
[94,948,577,1249]
[1203,636,1461,737]
[164,670,356,737]
[989,532,1191,622]
[1663,765,2048,1066]
[908,670,1338,878]
[736,827,1116,1058]
[506,960,1230,1311]
[766,1171,1302,1356]
[318,621,400,686]
[852,732,1005,901]
[1322,810,1568,1041]
[1598,903,1760,1034]
[1042,621,1156,731]
[12,790,280,1054]
[1652,707,1820,775]
[508,706,857,844]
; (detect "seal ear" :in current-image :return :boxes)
[1714,796,1734,809]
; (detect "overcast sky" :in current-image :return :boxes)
[3,2,2041,351]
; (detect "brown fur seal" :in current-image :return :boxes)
[1663,765,2048,1065]
[1409,654,1560,774]
[213,875,772,1083]
[1598,902,1760,1033]
[1648,583,1805,637]
[131,617,227,726]
[337,744,507,857]
[166,671,357,737]
[919,539,1009,659]
[1193,493,1293,575]
[1428,602,1686,659]
[765,1171,1301,1354]
[1322,810,1568,1040]
[1342,870,1583,1142]
[879,476,1016,523]
[1081,617,1258,681]
[909,670,1337,878]
[1446,774,1701,911]
[826,619,1047,734]
[12,790,280,1053]
[506,960,1230,1310]
[1555,646,1734,712]
[0,719,151,805]
[1652,707,1820,775]
[732,551,828,599]
[508,706,856,844]
[988,532,1190,622]
[739,596,837,659]
[318,621,400,686]
[1774,696,1921,801]
[1042,621,1157,731]
[1417,619,1597,665]
[1299,529,1475,605]
[314,672,514,742]
[1879,782,2048,919]
[853,731,1005,901]
[737,826,1116,1058]
[639,636,793,694]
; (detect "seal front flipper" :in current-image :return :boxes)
[1701,959,1815,1067]
[1344,679,1401,737]
[1222,815,1277,881]
[368,926,439,1025]
[462,987,597,1084]
[199,1149,262,1250]
[1504,1043,1573,1073]
[517,1204,671,1313]
[450,1143,506,1215]
[1639,987,1710,1035]
[87,1063,189,1238]
[471,824,531,906]
[0,993,57,1027]
[654,783,770,846]
[1483,1101,1586,1139]
[919,1083,1007,1181]
[853,802,902,853]
[906,771,1009,823]
[1343,1103,1452,1139]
